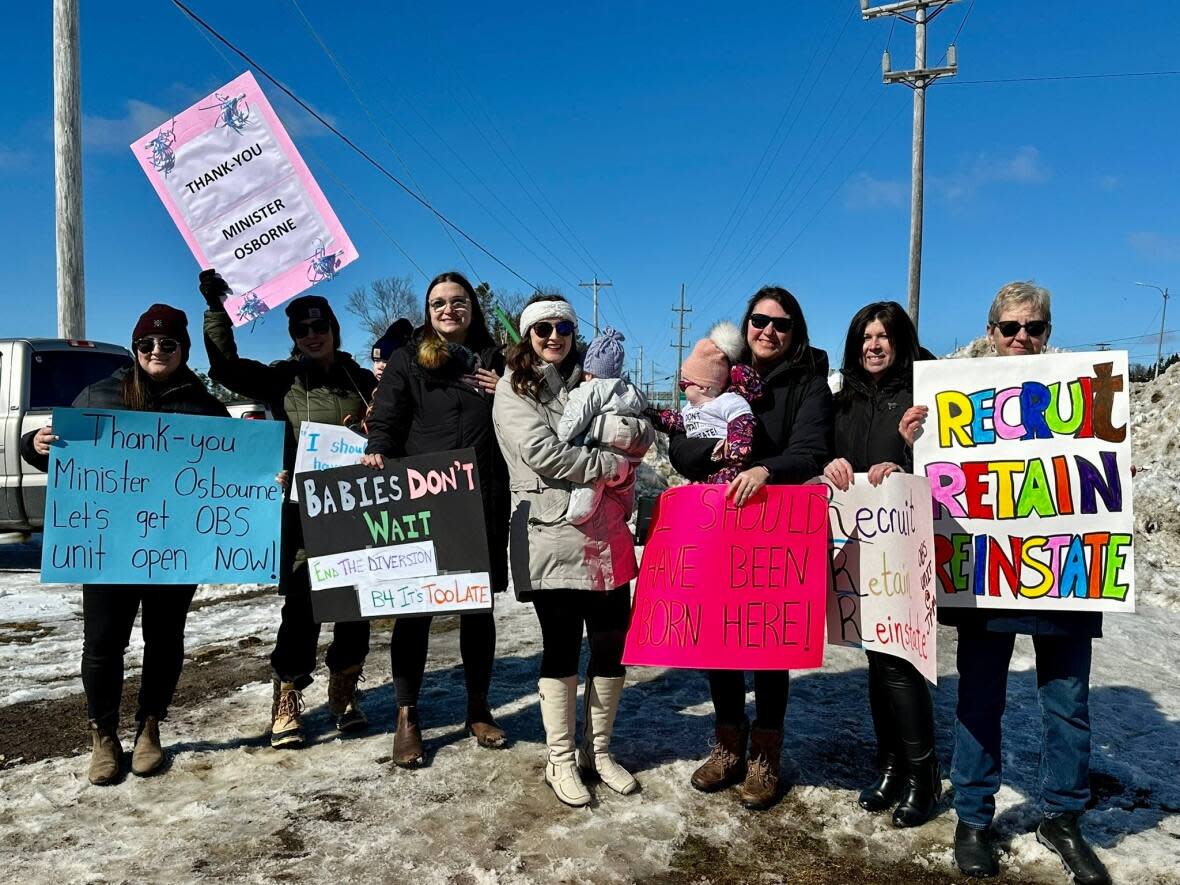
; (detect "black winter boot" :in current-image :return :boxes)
[858,752,907,812]
[892,751,941,827]
[954,821,999,878]
[1036,813,1111,885]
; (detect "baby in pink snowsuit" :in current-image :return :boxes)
[653,322,762,484]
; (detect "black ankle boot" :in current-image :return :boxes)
[954,821,999,878]
[1036,813,1111,885]
[892,752,941,827]
[858,754,906,812]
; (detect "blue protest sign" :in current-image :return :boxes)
[41,408,285,585]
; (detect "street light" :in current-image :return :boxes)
[1134,281,1172,380]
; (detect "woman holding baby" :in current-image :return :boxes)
[667,285,833,810]
[493,294,654,807]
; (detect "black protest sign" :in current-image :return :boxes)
[296,448,491,622]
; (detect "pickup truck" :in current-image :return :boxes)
[0,338,271,534]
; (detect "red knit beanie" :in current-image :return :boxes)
[132,303,190,359]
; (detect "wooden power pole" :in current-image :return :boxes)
[861,0,958,332]
[54,0,85,337]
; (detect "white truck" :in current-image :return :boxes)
[0,338,269,533]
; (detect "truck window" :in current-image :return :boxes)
[29,351,133,410]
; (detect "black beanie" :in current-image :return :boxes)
[132,303,191,360]
[372,318,415,361]
[285,295,341,347]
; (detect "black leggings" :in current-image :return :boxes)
[866,649,934,763]
[532,586,631,679]
[390,612,496,706]
[707,670,791,730]
[270,558,370,689]
[82,583,197,729]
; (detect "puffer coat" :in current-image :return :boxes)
[366,331,510,594]
[492,361,654,600]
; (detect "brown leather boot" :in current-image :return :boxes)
[393,705,424,768]
[327,664,369,733]
[87,720,123,786]
[738,727,783,810]
[690,719,748,792]
[466,694,506,749]
[270,681,305,749]
[131,715,165,777]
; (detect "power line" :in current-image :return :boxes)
[948,70,1180,85]
[168,0,539,292]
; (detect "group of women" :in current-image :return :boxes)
[22,274,1107,885]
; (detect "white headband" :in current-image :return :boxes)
[519,300,578,338]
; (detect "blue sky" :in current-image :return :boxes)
[4,1,1179,386]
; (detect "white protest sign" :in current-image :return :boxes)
[308,541,437,590]
[289,421,368,502]
[913,352,1135,613]
[358,572,493,618]
[825,473,938,683]
[132,71,358,325]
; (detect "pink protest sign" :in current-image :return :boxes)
[623,484,828,670]
[131,72,358,325]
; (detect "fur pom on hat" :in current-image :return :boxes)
[680,322,743,391]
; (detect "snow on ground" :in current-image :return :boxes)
[1130,364,1180,611]
[1,549,1177,883]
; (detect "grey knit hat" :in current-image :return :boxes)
[583,327,626,378]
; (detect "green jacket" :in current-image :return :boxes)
[203,308,377,471]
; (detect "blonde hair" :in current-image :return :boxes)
[988,281,1052,326]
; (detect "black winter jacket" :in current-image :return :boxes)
[20,365,229,472]
[671,346,833,484]
[365,333,510,594]
[832,371,912,472]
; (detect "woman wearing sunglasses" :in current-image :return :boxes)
[823,301,943,828]
[361,271,510,768]
[199,270,377,749]
[668,285,833,810]
[492,294,654,806]
[901,282,1109,885]
[21,304,229,784]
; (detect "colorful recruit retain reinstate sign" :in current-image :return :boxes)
[131,71,358,326]
[622,485,828,671]
[913,351,1135,613]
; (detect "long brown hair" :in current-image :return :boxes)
[506,294,578,402]
[119,361,197,411]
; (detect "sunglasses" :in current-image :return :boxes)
[677,379,712,393]
[749,313,794,334]
[532,320,575,338]
[295,318,331,338]
[992,320,1050,338]
[134,337,180,355]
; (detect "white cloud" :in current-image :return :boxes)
[844,173,907,210]
[931,145,1049,202]
[1129,231,1180,262]
[85,99,172,152]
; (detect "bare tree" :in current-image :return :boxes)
[345,276,422,344]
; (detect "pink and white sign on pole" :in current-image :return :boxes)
[131,71,358,326]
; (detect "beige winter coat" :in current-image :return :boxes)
[493,363,654,598]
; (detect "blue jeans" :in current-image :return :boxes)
[951,628,1093,828]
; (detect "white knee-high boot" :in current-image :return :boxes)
[578,675,639,795]
[538,677,591,807]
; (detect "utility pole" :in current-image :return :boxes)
[54,0,85,337]
[671,283,692,406]
[861,0,958,332]
[648,359,657,407]
[579,277,613,335]
[635,345,644,389]
[1135,282,1172,380]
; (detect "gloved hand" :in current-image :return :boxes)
[199,269,231,311]
[606,456,633,488]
